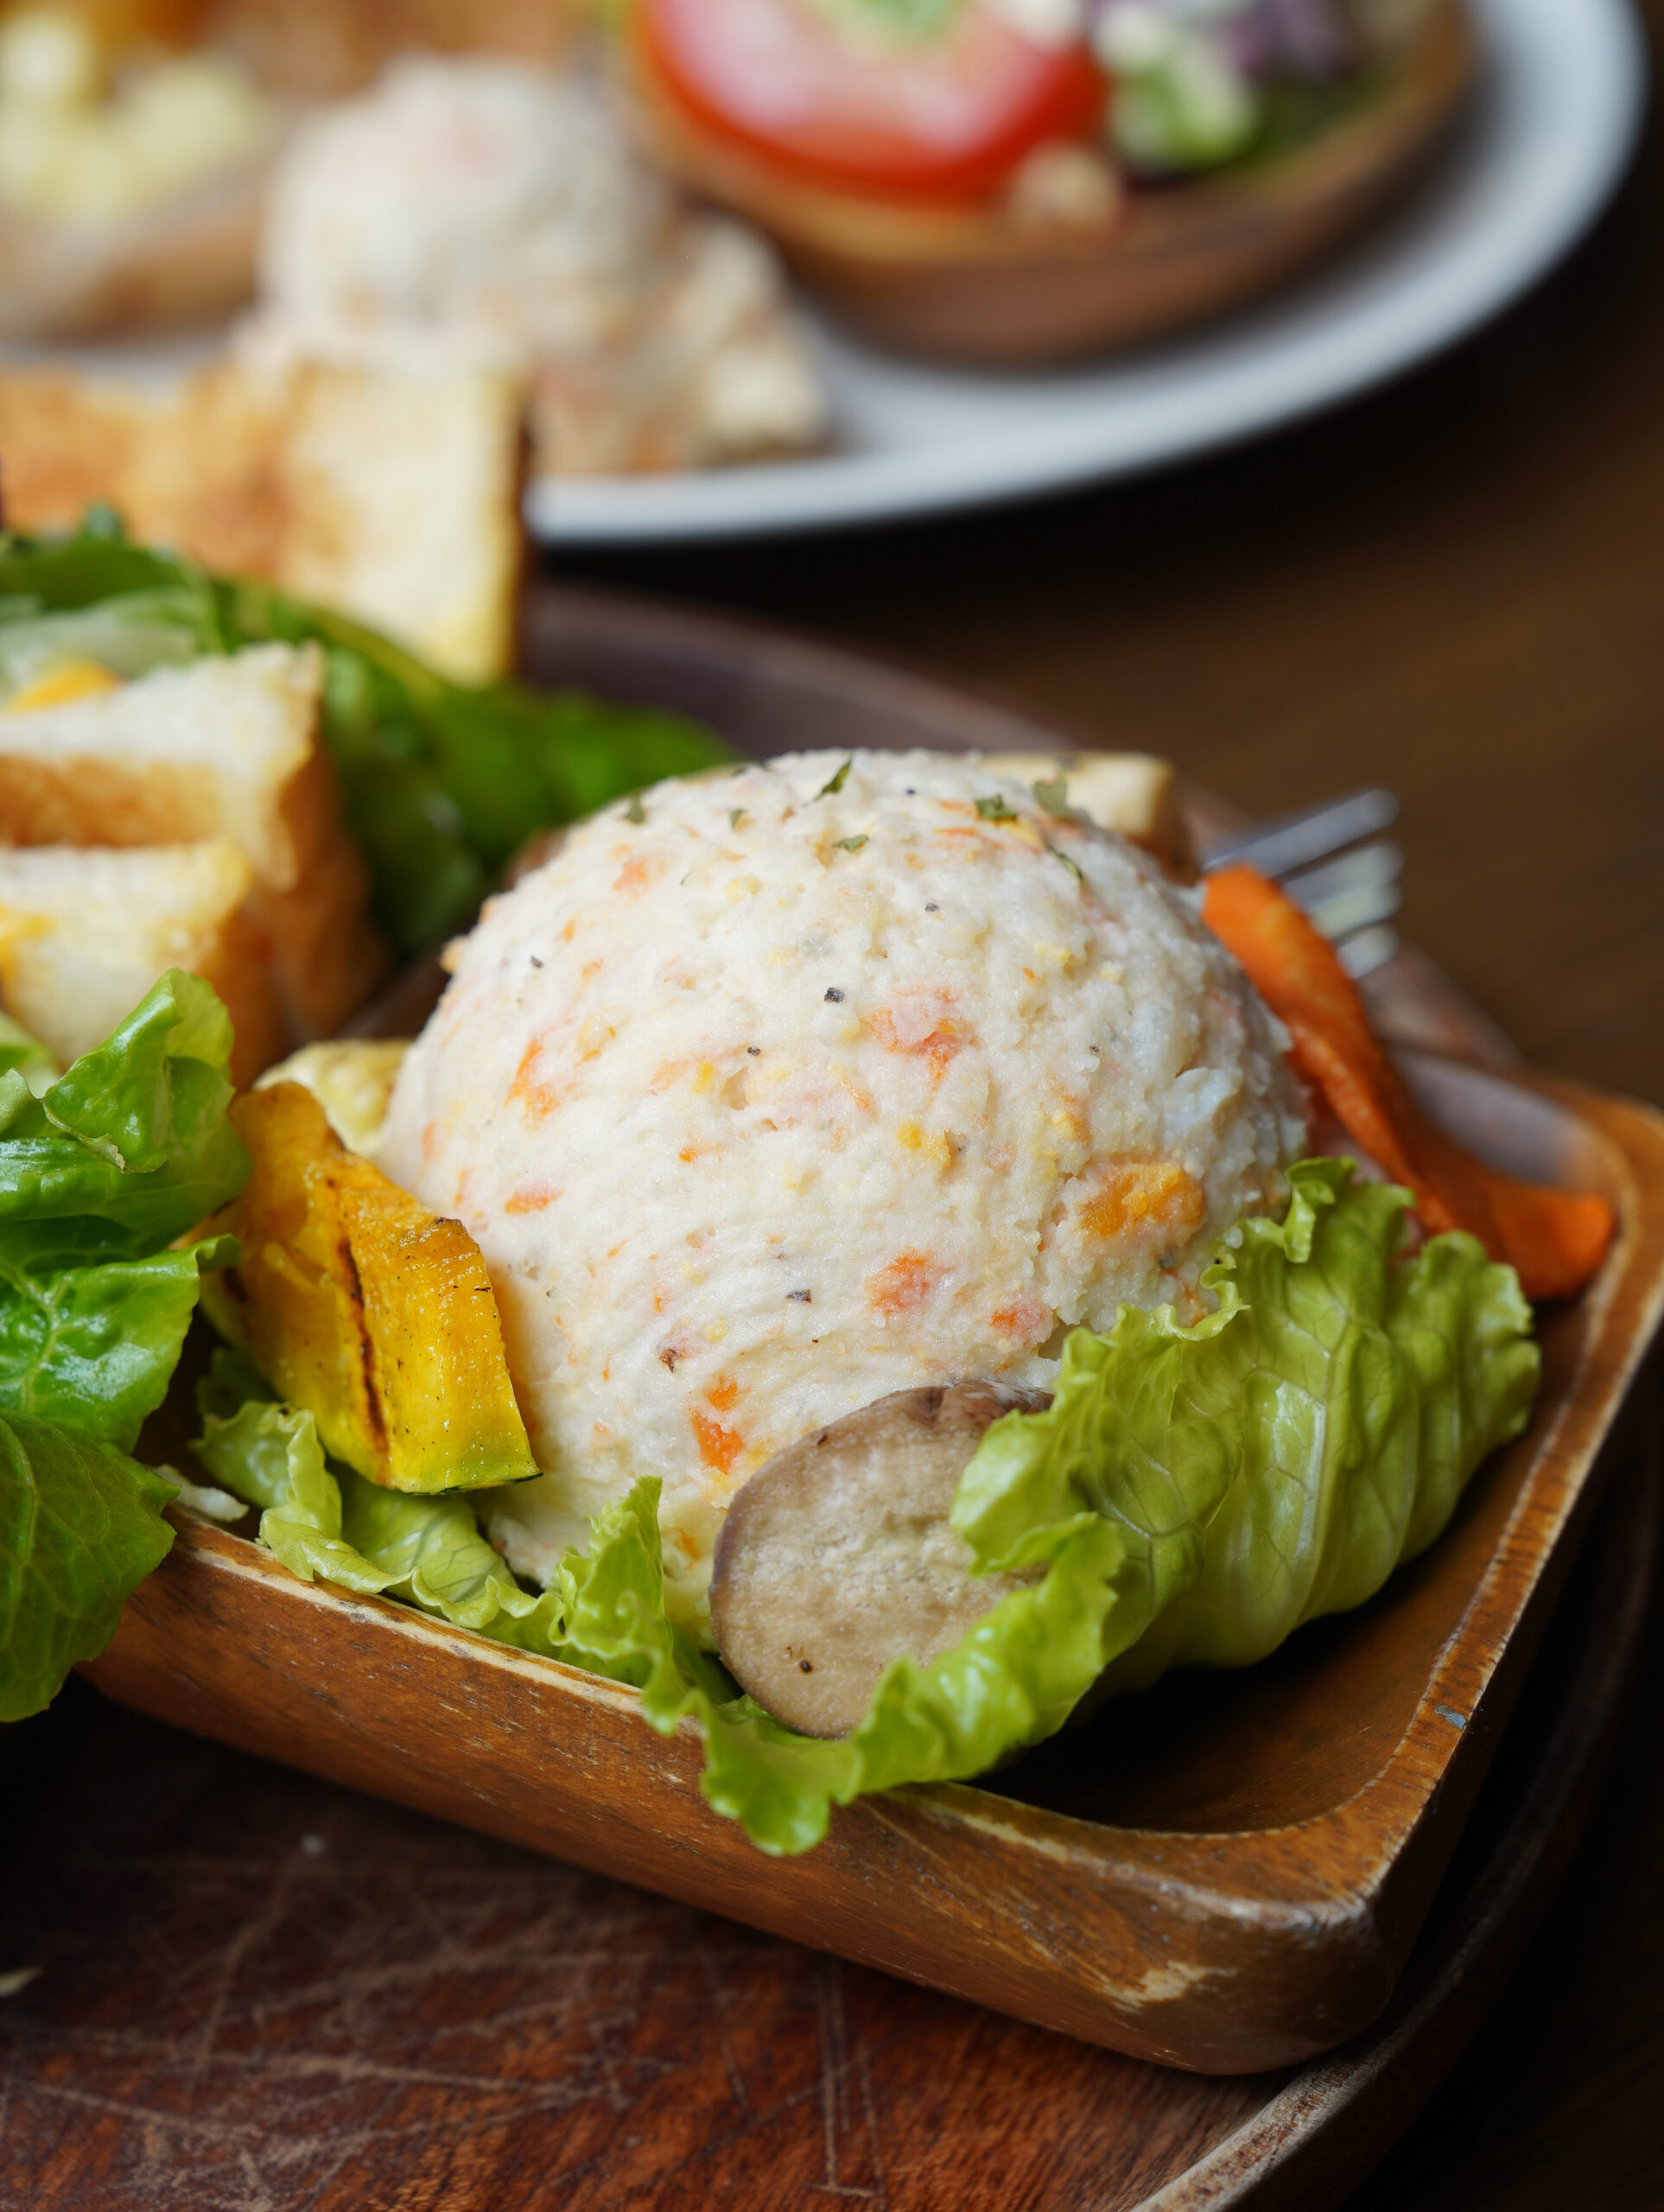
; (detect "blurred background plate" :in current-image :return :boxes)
[529,0,1646,546]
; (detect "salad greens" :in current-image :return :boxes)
[0,517,732,956]
[196,1162,1539,1855]
[0,1416,181,1725]
[0,973,250,1721]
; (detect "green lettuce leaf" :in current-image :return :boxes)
[0,1244,225,1452]
[191,1354,670,1659]
[959,1161,1540,1699]
[0,588,210,699]
[193,1385,541,1623]
[42,963,238,1174]
[197,1163,1541,1857]
[0,972,250,1258]
[0,971,247,1457]
[0,1412,178,1721]
[190,1369,1140,1856]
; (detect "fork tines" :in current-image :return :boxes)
[1203,786,1403,977]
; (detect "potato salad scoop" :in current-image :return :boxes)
[709,1382,1051,1738]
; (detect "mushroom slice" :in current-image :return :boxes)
[709,1381,1051,1738]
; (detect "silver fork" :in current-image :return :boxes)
[1202,785,1402,979]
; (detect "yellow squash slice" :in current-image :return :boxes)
[201,1082,538,1493]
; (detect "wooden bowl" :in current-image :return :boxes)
[84,582,1664,2075]
[627,0,1478,365]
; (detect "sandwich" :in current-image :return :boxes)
[0,359,525,683]
[0,520,733,1738]
[0,839,283,1086]
[0,640,386,1045]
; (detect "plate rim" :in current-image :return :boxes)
[527,0,1648,543]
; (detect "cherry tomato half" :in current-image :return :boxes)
[638,0,1106,201]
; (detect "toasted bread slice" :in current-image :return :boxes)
[0,840,285,1088]
[0,644,388,1038]
[273,363,525,683]
[0,359,524,682]
[977,748,1196,880]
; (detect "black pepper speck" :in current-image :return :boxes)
[824,988,843,1003]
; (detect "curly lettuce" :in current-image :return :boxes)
[0,976,250,1719]
[198,1161,1540,1854]
[0,1415,181,1723]
[0,974,247,1446]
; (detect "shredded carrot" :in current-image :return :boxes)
[504,1182,557,1214]
[691,1411,745,1476]
[867,1249,937,1320]
[1080,1161,1206,1244]
[990,1293,1050,1344]
[1202,864,1614,1300]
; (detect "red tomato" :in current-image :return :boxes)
[638,0,1106,201]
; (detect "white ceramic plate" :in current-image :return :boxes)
[529,0,1646,545]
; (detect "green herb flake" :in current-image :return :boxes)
[835,835,868,853]
[1032,773,1070,818]
[624,794,646,825]
[730,808,747,830]
[1045,839,1083,882]
[816,758,853,800]
[975,794,1019,823]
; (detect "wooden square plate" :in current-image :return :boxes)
[80,588,1664,2076]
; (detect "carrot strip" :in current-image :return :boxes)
[1202,864,1614,1300]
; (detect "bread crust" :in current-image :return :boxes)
[0,646,390,1043]
[0,839,286,1087]
[0,359,524,683]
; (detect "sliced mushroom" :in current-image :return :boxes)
[709,1381,1051,1738]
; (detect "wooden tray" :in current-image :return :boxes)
[12,1408,1654,2211]
[84,587,1664,2078]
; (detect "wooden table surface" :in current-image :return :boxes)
[5,5,1664,2204]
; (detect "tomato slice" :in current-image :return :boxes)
[637,0,1106,201]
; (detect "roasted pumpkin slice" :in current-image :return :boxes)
[200,1082,538,1493]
